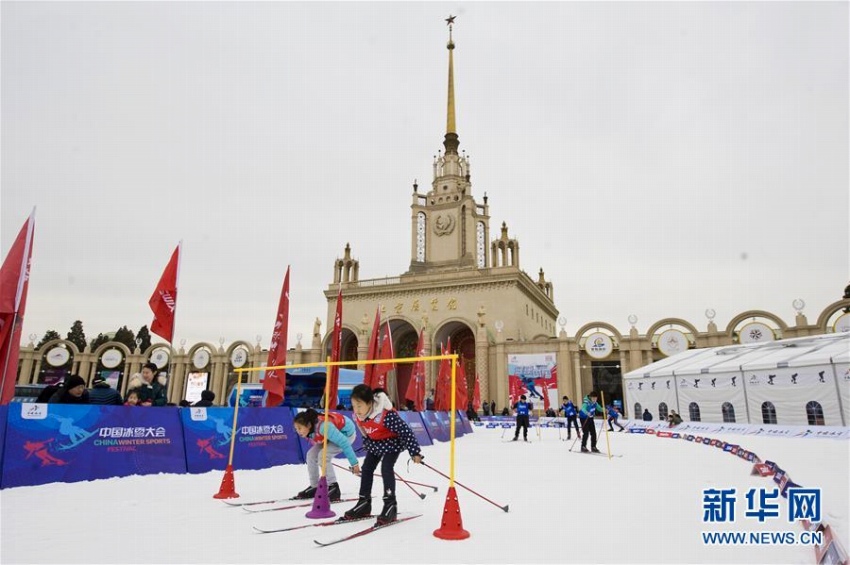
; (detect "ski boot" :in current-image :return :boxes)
[294,485,317,500]
[511,437,518,442]
[328,482,341,502]
[591,447,601,453]
[343,496,372,520]
[376,492,397,525]
[581,446,589,453]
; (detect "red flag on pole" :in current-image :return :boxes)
[327,286,343,408]
[434,338,451,411]
[404,329,426,411]
[473,372,481,411]
[263,266,290,407]
[149,244,181,343]
[362,308,380,386]
[371,322,395,391]
[455,357,468,411]
[0,210,36,405]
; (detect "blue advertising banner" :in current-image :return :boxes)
[0,405,7,472]
[420,411,449,443]
[2,403,186,489]
[294,409,365,462]
[457,411,473,434]
[437,411,465,438]
[398,411,433,447]
[181,407,302,473]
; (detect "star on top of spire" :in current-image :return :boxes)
[445,15,456,26]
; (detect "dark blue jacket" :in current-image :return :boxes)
[513,401,531,416]
[559,401,577,417]
[88,383,123,405]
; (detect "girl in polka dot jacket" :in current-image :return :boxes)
[345,384,423,525]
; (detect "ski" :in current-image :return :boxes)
[243,497,360,513]
[223,498,295,507]
[570,450,623,458]
[253,515,374,534]
[314,514,423,547]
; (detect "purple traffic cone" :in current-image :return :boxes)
[305,476,336,519]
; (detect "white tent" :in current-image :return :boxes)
[623,332,850,426]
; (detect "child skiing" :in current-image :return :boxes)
[578,391,604,453]
[607,404,625,432]
[346,385,423,525]
[558,395,581,440]
[292,408,360,502]
[512,394,532,442]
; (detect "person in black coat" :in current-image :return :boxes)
[193,390,215,407]
[48,374,90,404]
[87,375,122,405]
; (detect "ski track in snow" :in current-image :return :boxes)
[0,426,847,564]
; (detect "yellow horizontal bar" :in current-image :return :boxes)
[234,354,457,373]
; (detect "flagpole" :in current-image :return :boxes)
[166,241,182,402]
[0,208,35,398]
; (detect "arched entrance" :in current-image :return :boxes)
[433,321,476,404]
[387,319,418,407]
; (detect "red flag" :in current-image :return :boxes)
[473,372,481,411]
[263,266,290,407]
[455,357,468,410]
[326,286,343,408]
[149,244,180,343]
[434,338,451,411]
[362,308,380,386]
[371,322,395,391]
[0,210,35,405]
[404,329,426,411]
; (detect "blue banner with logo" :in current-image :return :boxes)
[181,407,302,473]
[2,403,186,488]
[294,409,365,462]
[398,411,433,446]
[420,411,449,443]
[440,411,466,438]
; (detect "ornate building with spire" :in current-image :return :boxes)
[322,20,558,408]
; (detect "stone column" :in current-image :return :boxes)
[556,331,573,400]
[475,326,490,404]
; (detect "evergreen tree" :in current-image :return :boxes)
[66,320,87,352]
[36,330,61,349]
[113,326,137,351]
[136,325,152,352]
[90,333,110,351]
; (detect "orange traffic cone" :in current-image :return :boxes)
[433,486,470,540]
[213,464,239,499]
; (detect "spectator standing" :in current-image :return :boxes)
[642,409,653,421]
[193,390,215,407]
[126,363,168,406]
[87,374,122,405]
[48,375,89,404]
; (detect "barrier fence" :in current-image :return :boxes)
[0,404,472,489]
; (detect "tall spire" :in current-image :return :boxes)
[443,15,459,155]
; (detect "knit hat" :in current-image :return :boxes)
[92,374,107,385]
[65,375,86,390]
[201,390,215,401]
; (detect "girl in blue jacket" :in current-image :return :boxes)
[292,408,360,502]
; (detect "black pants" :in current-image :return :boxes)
[580,417,597,449]
[608,417,624,431]
[359,451,400,498]
[514,414,530,439]
[566,415,580,438]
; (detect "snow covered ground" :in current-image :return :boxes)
[1,423,847,564]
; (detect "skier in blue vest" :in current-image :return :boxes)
[558,395,581,440]
[607,404,625,432]
[578,391,604,453]
[512,395,532,442]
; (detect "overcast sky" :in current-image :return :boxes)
[2,2,848,349]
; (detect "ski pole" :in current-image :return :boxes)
[421,461,509,512]
[331,462,438,492]
[395,471,426,499]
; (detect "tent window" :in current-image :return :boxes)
[806,401,825,426]
[658,402,669,420]
[634,403,642,418]
[761,402,778,424]
[688,402,701,422]
[722,402,736,423]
